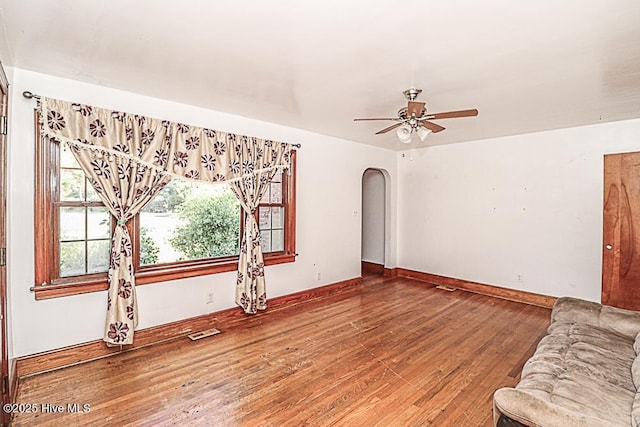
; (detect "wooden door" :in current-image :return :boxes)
[0,61,8,426]
[602,152,640,309]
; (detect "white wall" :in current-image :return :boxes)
[361,169,385,264]
[397,118,640,302]
[7,68,398,357]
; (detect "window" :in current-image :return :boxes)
[138,179,241,266]
[33,112,297,299]
[258,170,286,253]
[57,148,112,277]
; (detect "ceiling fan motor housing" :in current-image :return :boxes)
[398,107,426,121]
[403,88,422,101]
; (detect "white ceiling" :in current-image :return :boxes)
[0,0,639,150]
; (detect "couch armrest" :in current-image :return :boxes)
[551,297,640,339]
[493,388,618,427]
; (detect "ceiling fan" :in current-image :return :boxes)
[353,88,478,143]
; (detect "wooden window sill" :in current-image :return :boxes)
[31,254,296,300]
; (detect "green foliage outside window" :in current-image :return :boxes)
[169,191,240,260]
[140,227,160,265]
[144,179,191,213]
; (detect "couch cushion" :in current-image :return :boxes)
[551,298,603,326]
[513,322,636,426]
[633,356,640,391]
[543,322,637,391]
[552,297,640,339]
[495,387,627,427]
[601,305,640,340]
[627,319,640,391]
[632,392,640,427]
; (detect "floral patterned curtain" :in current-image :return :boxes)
[40,97,292,345]
[69,148,171,345]
[228,138,290,313]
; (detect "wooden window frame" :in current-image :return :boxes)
[32,111,297,299]
[253,167,292,257]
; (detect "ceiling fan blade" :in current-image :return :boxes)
[406,101,425,117]
[375,123,403,135]
[353,117,399,121]
[427,109,478,120]
[421,121,446,133]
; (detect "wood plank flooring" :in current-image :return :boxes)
[12,275,550,426]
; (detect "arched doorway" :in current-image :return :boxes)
[361,168,387,276]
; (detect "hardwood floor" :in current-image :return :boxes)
[12,276,550,426]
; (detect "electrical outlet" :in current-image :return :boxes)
[516,275,523,283]
[207,292,215,304]
[315,271,321,281]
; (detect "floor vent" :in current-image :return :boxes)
[188,328,222,341]
[436,285,456,292]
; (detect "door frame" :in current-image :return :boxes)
[0,60,9,427]
[361,168,390,274]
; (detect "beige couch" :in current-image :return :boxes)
[493,297,640,427]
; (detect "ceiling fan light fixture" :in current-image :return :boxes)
[396,124,412,143]
[417,126,431,142]
[353,88,478,143]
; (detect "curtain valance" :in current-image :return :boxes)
[40,97,293,183]
[38,97,294,346]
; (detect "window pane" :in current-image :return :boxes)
[60,169,84,201]
[260,230,271,253]
[86,178,102,202]
[259,207,271,229]
[260,187,270,204]
[139,209,187,265]
[272,170,282,183]
[87,240,110,273]
[140,179,240,265]
[60,146,79,168]
[87,207,111,239]
[271,207,284,229]
[272,229,284,252]
[60,207,85,240]
[60,241,86,277]
[269,182,282,203]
